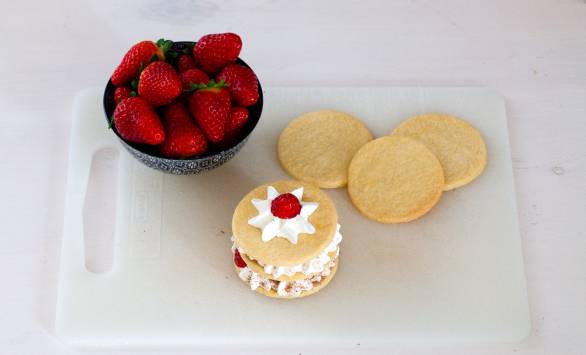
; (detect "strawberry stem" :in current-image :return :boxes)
[206,78,228,89]
[155,38,174,61]
[182,79,228,93]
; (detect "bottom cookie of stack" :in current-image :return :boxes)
[234,259,339,299]
[231,223,342,299]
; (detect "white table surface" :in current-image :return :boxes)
[0,0,584,354]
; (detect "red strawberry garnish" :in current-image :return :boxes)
[234,249,247,268]
[160,102,208,158]
[193,33,242,74]
[188,80,231,143]
[138,61,182,107]
[177,54,197,72]
[111,39,173,86]
[180,68,210,91]
[216,64,259,107]
[271,193,302,219]
[113,97,165,145]
[114,87,134,105]
[226,106,249,136]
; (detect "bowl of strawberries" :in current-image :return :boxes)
[104,33,263,175]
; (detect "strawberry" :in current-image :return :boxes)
[160,102,207,158]
[113,97,165,145]
[188,80,231,143]
[193,33,242,74]
[271,193,301,219]
[234,249,247,268]
[137,61,182,107]
[216,64,259,107]
[180,69,210,91]
[226,106,249,136]
[114,87,134,105]
[177,54,197,72]
[111,39,173,86]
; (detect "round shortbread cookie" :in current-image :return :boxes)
[348,136,444,223]
[241,250,338,282]
[235,261,339,299]
[232,180,338,266]
[391,113,487,191]
[278,110,373,188]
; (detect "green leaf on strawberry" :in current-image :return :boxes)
[184,78,227,93]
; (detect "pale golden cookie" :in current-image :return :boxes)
[348,136,444,223]
[232,180,337,266]
[241,250,338,282]
[391,113,487,191]
[235,261,339,299]
[278,110,373,188]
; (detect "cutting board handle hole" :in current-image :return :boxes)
[83,147,119,274]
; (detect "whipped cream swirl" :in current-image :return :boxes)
[248,186,318,244]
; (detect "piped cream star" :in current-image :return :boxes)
[248,186,318,244]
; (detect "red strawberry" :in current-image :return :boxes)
[160,102,207,158]
[271,193,302,219]
[177,54,197,72]
[113,97,165,145]
[111,39,173,86]
[226,106,249,136]
[179,69,210,91]
[138,61,182,107]
[114,87,134,105]
[216,64,259,107]
[234,249,247,268]
[188,80,231,143]
[193,33,242,74]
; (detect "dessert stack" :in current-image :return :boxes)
[231,180,342,298]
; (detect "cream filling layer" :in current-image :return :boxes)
[238,258,337,297]
[231,224,342,278]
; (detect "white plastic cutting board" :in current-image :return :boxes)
[56,87,530,347]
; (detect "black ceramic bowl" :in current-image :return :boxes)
[103,41,263,175]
